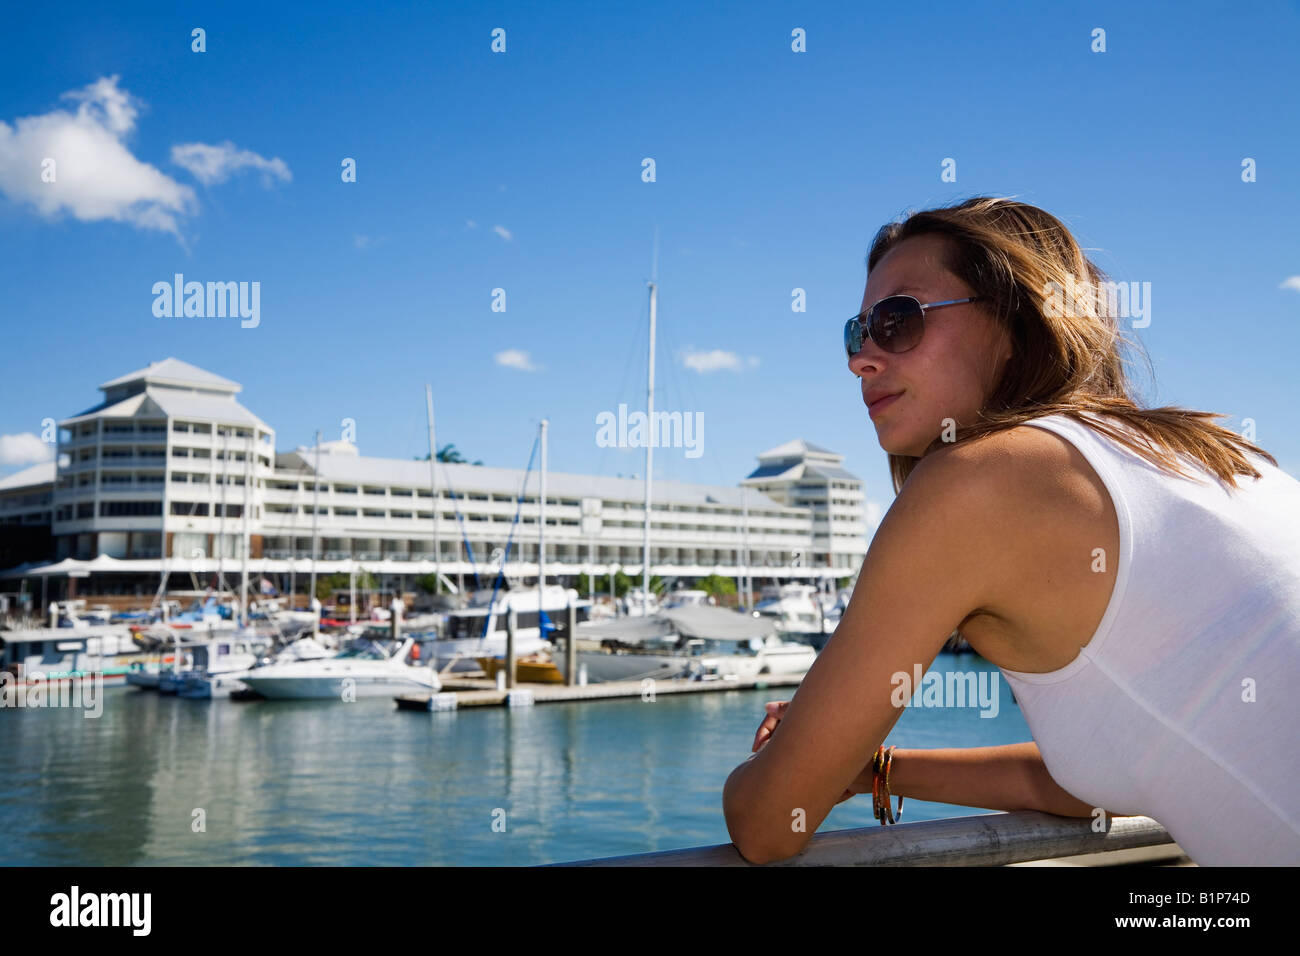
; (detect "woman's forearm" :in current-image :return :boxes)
[887,742,1097,817]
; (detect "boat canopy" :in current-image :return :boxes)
[660,605,776,642]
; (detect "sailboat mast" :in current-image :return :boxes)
[643,279,656,617]
[539,418,547,625]
[425,385,440,594]
[309,429,321,608]
[240,432,251,626]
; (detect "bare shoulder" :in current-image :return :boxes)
[903,423,1121,669]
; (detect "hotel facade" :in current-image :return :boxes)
[0,359,871,597]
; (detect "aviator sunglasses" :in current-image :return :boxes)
[844,295,984,358]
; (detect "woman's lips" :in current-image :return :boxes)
[867,392,902,417]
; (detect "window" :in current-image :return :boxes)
[99,501,162,517]
[171,502,209,516]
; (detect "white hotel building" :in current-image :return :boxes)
[0,359,871,597]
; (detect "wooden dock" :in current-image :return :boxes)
[395,672,806,710]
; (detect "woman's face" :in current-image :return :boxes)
[850,234,1012,458]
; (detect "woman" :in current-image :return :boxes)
[722,196,1300,866]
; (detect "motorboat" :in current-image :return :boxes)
[553,604,817,683]
[661,589,713,609]
[556,613,692,683]
[619,588,661,617]
[174,633,274,699]
[753,583,834,650]
[1,624,150,688]
[432,585,590,674]
[236,635,440,699]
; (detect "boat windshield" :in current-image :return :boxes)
[334,642,391,661]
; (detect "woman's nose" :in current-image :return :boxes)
[848,342,884,377]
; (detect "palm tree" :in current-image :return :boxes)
[414,443,483,465]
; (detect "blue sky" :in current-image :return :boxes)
[2,0,1298,527]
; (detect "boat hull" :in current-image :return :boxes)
[238,673,438,699]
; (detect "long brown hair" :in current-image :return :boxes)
[867,196,1278,495]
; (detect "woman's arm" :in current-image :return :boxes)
[886,742,1098,818]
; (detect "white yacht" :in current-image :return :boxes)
[555,604,817,683]
[661,589,712,609]
[669,604,817,678]
[433,585,590,673]
[236,635,439,699]
[753,583,834,650]
[559,614,693,683]
[619,588,661,617]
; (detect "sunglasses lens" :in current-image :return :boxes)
[844,319,862,357]
[871,297,923,353]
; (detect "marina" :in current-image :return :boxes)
[0,649,1069,867]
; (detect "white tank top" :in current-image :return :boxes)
[1000,410,1300,866]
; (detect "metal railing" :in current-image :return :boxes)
[545,811,1175,867]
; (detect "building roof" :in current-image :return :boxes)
[0,461,57,492]
[278,449,793,513]
[744,461,800,481]
[803,463,862,482]
[755,438,840,461]
[59,389,270,431]
[98,358,241,394]
[147,389,270,431]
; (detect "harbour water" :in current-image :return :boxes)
[1,652,1030,865]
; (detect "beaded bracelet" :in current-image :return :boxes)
[872,745,903,825]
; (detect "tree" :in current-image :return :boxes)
[696,573,737,599]
[414,443,483,465]
[314,570,376,603]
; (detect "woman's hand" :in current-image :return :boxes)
[751,700,789,753]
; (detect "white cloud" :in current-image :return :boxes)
[0,433,55,467]
[466,219,477,229]
[493,224,513,241]
[1280,276,1300,293]
[0,75,197,235]
[354,234,386,249]
[171,140,291,186]
[495,349,539,371]
[864,499,885,530]
[682,348,756,373]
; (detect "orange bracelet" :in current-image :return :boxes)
[872,745,903,825]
